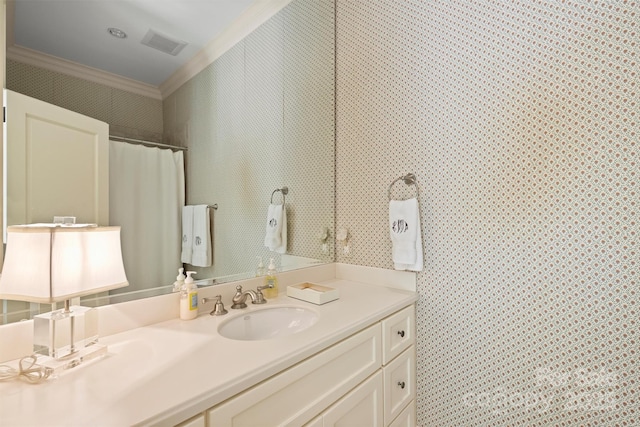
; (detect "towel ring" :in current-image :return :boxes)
[270,186,288,205]
[388,174,419,200]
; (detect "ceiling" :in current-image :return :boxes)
[9,0,259,88]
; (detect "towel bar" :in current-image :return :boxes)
[270,187,288,205]
[388,174,419,200]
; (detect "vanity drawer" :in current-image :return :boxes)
[383,345,416,426]
[381,305,415,364]
[208,323,382,427]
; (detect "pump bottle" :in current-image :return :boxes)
[180,271,198,320]
[256,257,265,277]
[263,258,279,299]
[172,268,186,292]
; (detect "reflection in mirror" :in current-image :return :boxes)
[1,0,335,325]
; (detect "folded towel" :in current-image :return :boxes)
[389,197,423,271]
[276,205,287,254]
[264,203,287,253]
[181,205,194,264]
[264,204,282,248]
[191,204,212,267]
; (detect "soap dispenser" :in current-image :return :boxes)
[180,271,198,320]
[263,258,279,299]
[256,256,265,277]
[172,268,186,292]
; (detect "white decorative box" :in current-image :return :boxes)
[287,282,339,305]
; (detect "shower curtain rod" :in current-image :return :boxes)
[109,135,188,152]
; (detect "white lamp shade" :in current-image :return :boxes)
[0,224,128,303]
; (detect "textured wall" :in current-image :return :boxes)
[163,0,335,280]
[6,60,163,141]
[335,1,637,425]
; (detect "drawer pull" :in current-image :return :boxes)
[397,381,406,389]
[397,330,405,338]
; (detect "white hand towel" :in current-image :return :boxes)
[181,205,194,264]
[191,204,212,267]
[275,205,287,254]
[264,203,287,253]
[389,198,423,272]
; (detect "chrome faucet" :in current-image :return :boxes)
[231,284,271,309]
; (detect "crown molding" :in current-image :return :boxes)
[5,0,293,101]
[6,45,162,100]
[6,0,158,99]
[159,0,294,99]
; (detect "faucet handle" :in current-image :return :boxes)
[253,284,270,305]
[202,295,228,316]
[257,283,273,291]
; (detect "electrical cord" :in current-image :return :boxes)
[0,354,53,384]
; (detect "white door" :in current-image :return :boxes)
[3,89,109,241]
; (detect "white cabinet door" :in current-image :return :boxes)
[208,324,381,427]
[321,371,384,427]
[3,89,109,240]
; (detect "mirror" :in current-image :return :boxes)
[1,0,335,323]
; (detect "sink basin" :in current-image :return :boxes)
[218,306,319,341]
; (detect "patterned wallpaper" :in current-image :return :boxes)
[163,0,335,280]
[335,0,637,426]
[5,1,637,424]
[6,59,163,142]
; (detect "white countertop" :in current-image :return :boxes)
[0,278,417,427]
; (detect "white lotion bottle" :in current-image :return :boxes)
[172,268,186,292]
[180,271,198,320]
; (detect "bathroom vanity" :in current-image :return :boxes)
[205,304,416,427]
[0,266,417,426]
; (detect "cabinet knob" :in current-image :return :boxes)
[397,330,405,338]
[397,381,406,389]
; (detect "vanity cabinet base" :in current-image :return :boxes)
[184,304,416,427]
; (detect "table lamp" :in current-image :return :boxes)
[0,224,128,371]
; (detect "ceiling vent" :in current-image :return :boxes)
[141,29,187,56]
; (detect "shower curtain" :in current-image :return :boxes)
[108,140,185,295]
